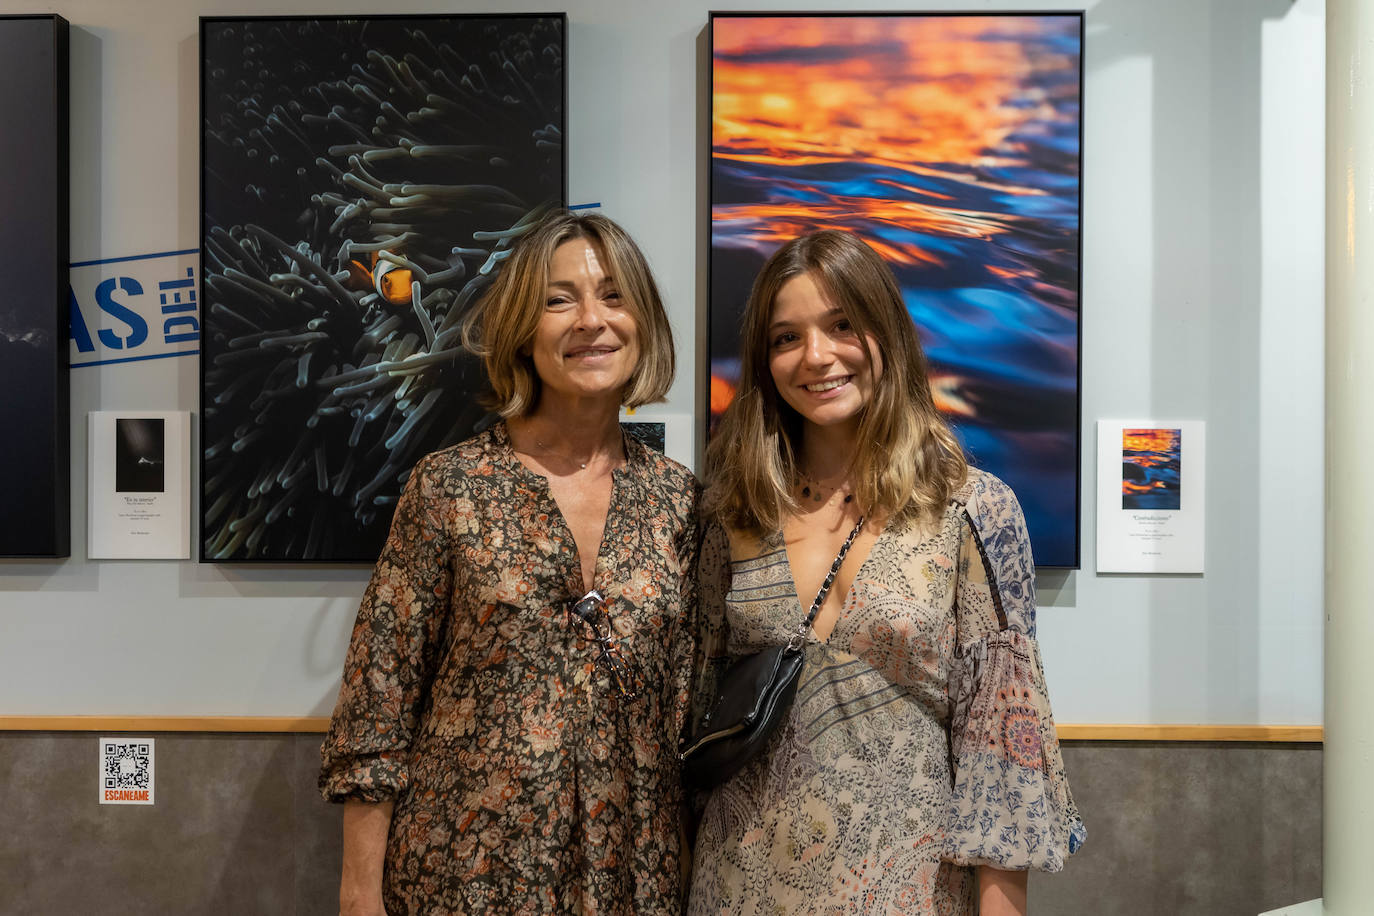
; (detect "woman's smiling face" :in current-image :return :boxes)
[767,271,882,433]
[530,237,640,406]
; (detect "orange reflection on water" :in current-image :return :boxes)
[713,16,1075,179]
[930,371,976,418]
[1122,428,1180,468]
[1122,479,1170,495]
[714,195,1011,268]
[710,375,737,416]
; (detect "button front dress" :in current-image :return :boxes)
[688,470,1084,915]
[320,422,699,915]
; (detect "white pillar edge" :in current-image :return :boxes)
[1325,0,1374,912]
[1258,901,1323,916]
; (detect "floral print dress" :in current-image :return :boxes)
[688,470,1084,915]
[320,422,699,915]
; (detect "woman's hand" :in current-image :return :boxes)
[340,799,394,916]
[977,865,1028,916]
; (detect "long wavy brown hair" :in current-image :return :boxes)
[706,230,967,533]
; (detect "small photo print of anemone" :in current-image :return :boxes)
[199,14,566,562]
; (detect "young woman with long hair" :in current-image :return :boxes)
[688,230,1083,915]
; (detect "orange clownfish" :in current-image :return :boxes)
[346,251,413,305]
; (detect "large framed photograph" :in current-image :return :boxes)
[709,12,1083,567]
[200,14,566,561]
[0,15,69,558]
[1096,420,1205,574]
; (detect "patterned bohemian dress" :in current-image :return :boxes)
[688,469,1085,915]
[320,422,699,915]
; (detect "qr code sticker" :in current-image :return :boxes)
[99,738,154,805]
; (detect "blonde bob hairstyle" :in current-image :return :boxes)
[705,229,968,533]
[462,209,675,417]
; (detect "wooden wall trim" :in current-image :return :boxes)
[0,717,1324,742]
[0,716,329,733]
[1054,724,1323,742]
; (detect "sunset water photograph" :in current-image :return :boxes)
[709,12,1083,565]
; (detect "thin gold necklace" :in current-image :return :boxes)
[532,437,593,470]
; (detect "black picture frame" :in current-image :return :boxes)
[707,11,1084,568]
[199,14,566,562]
[0,15,70,558]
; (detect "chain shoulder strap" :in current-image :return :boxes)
[790,516,866,645]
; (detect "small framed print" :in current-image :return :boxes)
[89,411,191,559]
[1096,420,1205,574]
[619,410,694,472]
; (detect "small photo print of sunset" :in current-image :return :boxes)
[1122,428,1181,510]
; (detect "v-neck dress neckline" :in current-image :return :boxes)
[492,419,634,596]
[769,522,885,645]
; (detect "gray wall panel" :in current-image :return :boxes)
[1033,743,1321,915]
[0,735,1320,916]
[0,733,334,915]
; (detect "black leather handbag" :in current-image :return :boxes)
[680,516,865,789]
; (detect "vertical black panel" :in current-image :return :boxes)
[0,15,70,557]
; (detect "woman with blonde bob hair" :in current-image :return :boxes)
[468,209,677,417]
[689,230,1083,916]
[322,209,699,915]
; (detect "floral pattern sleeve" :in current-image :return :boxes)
[686,520,733,743]
[943,472,1086,872]
[669,485,703,744]
[319,452,456,803]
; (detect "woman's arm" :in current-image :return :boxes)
[340,799,394,916]
[978,864,1028,915]
[322,455,459,911]
[943,475,1084,884]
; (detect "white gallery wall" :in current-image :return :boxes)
[0,0,1325,726]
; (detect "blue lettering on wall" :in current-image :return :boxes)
[69,289,95,353]
[68,249,200,369]
[159,267,199,343]
[94,277,149,350]
[163,316,199,343]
